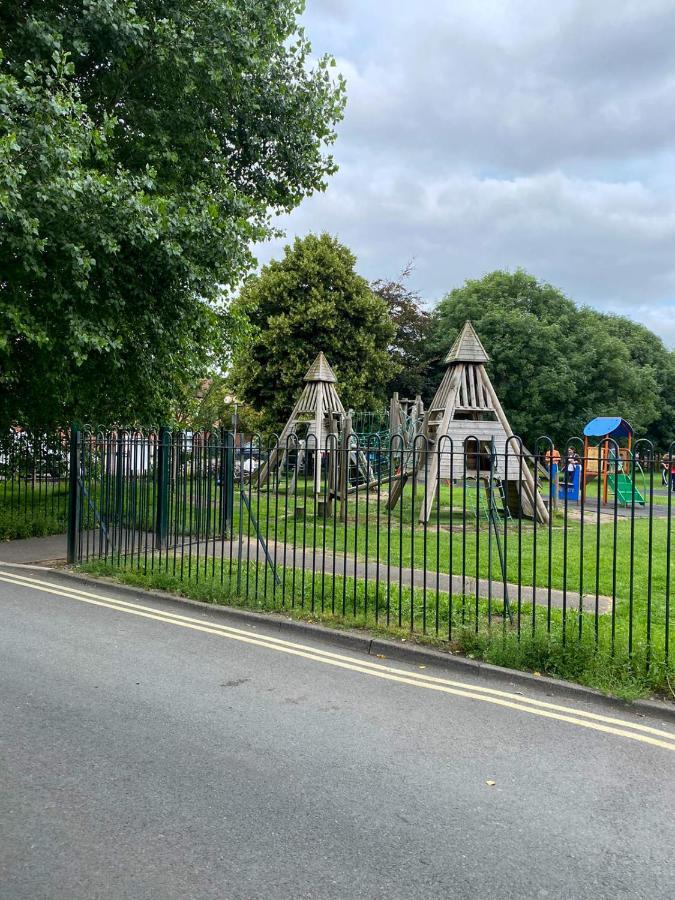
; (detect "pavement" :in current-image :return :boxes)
[0,531,612,613]
[0,532,69,564]
[1,564,674,899]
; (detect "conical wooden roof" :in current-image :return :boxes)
[444,321,489,364]
[304,352,337,383]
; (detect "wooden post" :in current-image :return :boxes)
[389,392,399,437]
[414,394,424,432]
[312,380,324,498]
[324,414,338,517]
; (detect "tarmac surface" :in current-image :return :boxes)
[1,565,674,899]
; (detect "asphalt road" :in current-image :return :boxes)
[1,567,674,900]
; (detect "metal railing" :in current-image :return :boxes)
[59,427,674,675]
[0,428,70,540]
[2,425,673,681]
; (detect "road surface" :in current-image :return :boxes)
[1,565,674,899]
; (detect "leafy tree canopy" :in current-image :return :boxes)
[429,270,675,448]
[231,233,398,427]
[371,265,434,401]
[0,1,345,428]
[173,375,263,436]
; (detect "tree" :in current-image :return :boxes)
[371,265,433,400]
[428,270,672,446]
[0,2,345,428]
[183,376,264,436]
[231,233,398,426]
[600,316,675,449]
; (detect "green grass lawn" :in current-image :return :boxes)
[68,472,673,629]
[234,479,674,611]
[0,480,69,540]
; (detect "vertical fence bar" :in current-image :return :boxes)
[156,426,171,551]
[66,423,80,564]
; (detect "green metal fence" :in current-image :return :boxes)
[2,425,674,691]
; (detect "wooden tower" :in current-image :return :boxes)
[417,321,549,524]
[256,352,346,494]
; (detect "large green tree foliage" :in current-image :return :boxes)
[428,270,675,447]
[371,267,433,401]
[0,1,344,428]
[231,233,398,427]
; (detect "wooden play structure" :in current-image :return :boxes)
[255,352,373,507]
[391,321,549,525]
[581,417,645,506]
[388,392,425,444]
[256,352,346,496]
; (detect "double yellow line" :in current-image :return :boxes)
[1,567,675,753]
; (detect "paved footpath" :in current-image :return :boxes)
[0,531,611,613]
[0,564,673,899]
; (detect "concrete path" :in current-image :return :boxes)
[225,534,613,613]
[0,532,68,564]
[0,567,673,900]
[0,529,612,613]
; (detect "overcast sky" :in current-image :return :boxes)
[256,0,675,347]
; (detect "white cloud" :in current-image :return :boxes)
[256,0,675,347]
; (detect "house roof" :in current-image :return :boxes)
[444,321,490,364]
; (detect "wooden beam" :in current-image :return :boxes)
[418,365,464,522]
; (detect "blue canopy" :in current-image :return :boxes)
[583,417,633,439]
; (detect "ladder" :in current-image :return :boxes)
[474,476,511,523]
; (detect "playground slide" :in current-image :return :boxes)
[608,470,645,506]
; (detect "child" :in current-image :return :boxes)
[661,453,675,492]
[565,447,579,484]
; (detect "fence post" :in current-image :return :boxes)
[155,426,171,549]
[340,413,353,524]
[115,436,124,525]
[220,429,234,537]
[66,423,81,564]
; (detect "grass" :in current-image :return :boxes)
[0,480,68,540]
[65,473,674,612]
[233,479,674,616]
[79,555,675,702]
[72,474,674,666]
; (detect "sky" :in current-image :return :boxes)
[255,0,675,348]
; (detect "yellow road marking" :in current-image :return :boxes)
[1,569,674,752]
[1,570,668,734]
[3,572,672,737]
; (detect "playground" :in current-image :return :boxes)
[2,322,673,695]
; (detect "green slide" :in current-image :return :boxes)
[608,470,646,506]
